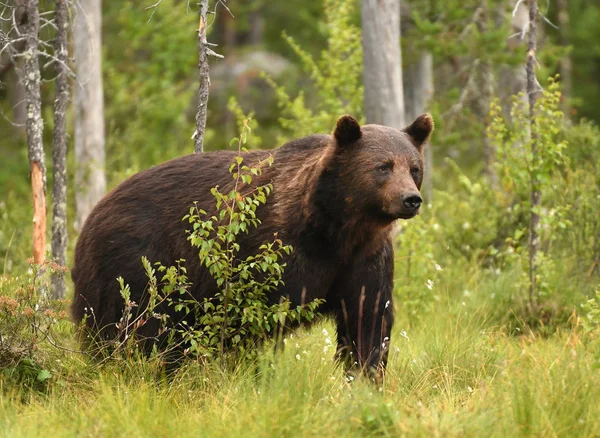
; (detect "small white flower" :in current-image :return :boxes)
[435,263,443,271]
[400,330,409,340]
[295,354,301,360]
[433,223,440,231]
[322,328,329,336]
[426,279,434,290]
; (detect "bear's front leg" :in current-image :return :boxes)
[330,242,394,381]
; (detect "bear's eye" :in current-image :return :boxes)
[377,163,393,173]
[410,167,420,177]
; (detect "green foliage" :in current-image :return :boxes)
[410,0,518,65]
[265,0,363,140]
[0,262,70,391]
[180,122,322,361]
[581,289,600,334]
[558,120,600,273]
[394,208,446,318]
[102,0,200,181]
[488,79,571,300]
[565,0,600,121]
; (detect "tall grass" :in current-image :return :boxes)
[1,296,599,437]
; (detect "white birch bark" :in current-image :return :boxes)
[361,0,405,128]
[73,0,106,231]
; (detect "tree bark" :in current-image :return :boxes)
[476,6,498,187]
[527,0,540,308]
[404,53,434,202]
[23,0,46,266]
[51,0,69,299]
[556,0,572,116]
[73,0,106,231]
[193,0,210,153]
[361,0,405,128]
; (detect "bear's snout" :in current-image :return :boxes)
[390,192,422,219]
[402,194,422,211]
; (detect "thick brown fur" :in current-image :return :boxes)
[72,114,434,375]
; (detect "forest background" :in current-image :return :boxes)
[1,0,600,436]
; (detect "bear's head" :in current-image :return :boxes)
[329,114,434,222]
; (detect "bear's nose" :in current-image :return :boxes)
[402,194,422,210]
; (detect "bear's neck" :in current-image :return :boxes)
[309,190,393,261]
[294,173,393,261]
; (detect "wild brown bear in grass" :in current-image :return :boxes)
[72,114,434,376]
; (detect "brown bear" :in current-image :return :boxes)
[71,114,433,375]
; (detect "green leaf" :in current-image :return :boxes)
[37,369,51,382]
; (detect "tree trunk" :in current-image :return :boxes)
[51,0,69,299]
[23,0,46,266]
[193,0,210,153]
[361,0,405,128]
[480,59,497,187]
[556,0,572,116]
[476,6,498,187]
[527,0,540,308]
[404,52,434,202]
[73,0,106,231]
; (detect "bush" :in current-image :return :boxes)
[0,261,70,391]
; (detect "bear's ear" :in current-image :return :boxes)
[404,113,434,151]
[333,115,362,146]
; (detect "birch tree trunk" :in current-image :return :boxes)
[404,53,434,201]
[193,0,209,153]
[361,0,405,128]
[24,0,46,266]
[73,0,106,231]
[527,0,540,308]
[51,0,69,299]
[476,6,498,187]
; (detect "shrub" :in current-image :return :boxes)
[0,261,70,390]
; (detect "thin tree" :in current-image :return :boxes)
[73,0,106,231]
[193,0,210,153]
[477,5,498,188]
[23,0,46,266]
[526,0,540,308]
[361,0,405,128]
[51,0,69,298]
[404,53,434,200]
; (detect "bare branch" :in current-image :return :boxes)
[443,59,481,125]
[512,0,525,17]
[538,10,558,29]
[145,0,162,23]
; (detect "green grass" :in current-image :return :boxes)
[1,306,599,437]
